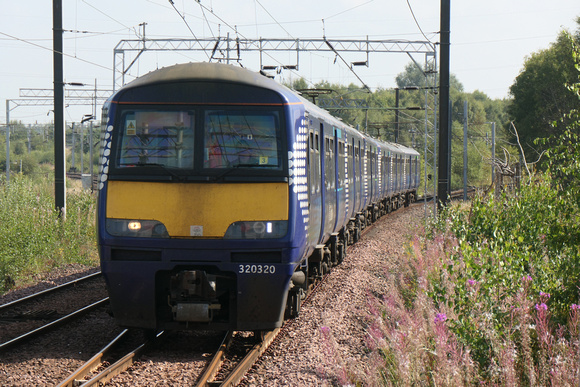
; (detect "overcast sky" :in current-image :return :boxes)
[1,0,578,124]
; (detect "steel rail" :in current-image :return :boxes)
[195,331,233,387]
[78,331,164,387]
[57,329,129,387]
[0,298,109,351]
[218,328,280,387]
[0,271,102,311]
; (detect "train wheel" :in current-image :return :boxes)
[253,330,268,342]
[337,242,345,264]
[321,262,330,276]
[353,226,360,243]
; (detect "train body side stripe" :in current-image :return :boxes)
[106,181,289,238]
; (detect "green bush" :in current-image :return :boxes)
[0,175,97,292]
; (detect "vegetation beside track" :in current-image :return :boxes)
[0,174,97,293]
[367,35,580,385]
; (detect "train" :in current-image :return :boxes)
[97,62,420,332]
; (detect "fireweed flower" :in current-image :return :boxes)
[521,275,532,282]
[540,292,551,299]
[467,279,477,286]
[571,304,580,310]
[434,313,447,324]
[535,303,548,311]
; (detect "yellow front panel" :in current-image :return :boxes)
[106,181,289,237]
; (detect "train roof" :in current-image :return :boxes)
[119,62,299,100]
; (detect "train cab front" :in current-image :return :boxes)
[97,91,303,332]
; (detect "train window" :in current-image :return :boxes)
[116,109,195,169]
[325,137,330,154]
[315,133,319,151]
[203,109,282,169]
[310,132,314,150]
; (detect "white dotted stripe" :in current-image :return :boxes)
[289,117,309,231]
[98,124,113,191]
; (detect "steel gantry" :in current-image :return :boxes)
[113,36,436,91]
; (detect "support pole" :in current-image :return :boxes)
[491,122,496,183]
[463,100,468,200]
[395,88,400,143]
[437,0,451,207]
[5,100,10,183]
[71,123,76,171]
[53,0,66,216]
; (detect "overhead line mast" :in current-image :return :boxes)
[437,0,451,207]
[53,0,66,217]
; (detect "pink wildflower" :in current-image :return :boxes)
[434,313,447,324]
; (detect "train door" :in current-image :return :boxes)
[334,128,346,231]
[407,155,412,189]
[362,140,369,209]
[322,126,336,242]
[346,137,354,220]
[387,152,392,196]
[353,139,361,213]
[394,154,399,193]
[307,119,322,247]
[368,146,374,203]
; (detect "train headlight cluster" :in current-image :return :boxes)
[224,220,287,239]
[106,218,170,238]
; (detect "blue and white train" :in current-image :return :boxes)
[97,62,420,332]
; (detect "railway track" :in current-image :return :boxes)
[0,272,108,351]
[57,330,162,387]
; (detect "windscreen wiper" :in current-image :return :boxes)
[212,163,276,181]
[132,162,185,181]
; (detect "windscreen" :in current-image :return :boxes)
[203,109,282,170]
[116,110,195,169]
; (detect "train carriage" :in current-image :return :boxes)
[97,62,419,332]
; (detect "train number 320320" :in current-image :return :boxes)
[238,264,276,274]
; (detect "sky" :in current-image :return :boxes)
[0,0,578,125]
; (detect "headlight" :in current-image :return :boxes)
[224,220,287,239]
[106,218,170,238]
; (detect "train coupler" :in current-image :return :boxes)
[169,270,221,323]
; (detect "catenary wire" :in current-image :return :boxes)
[406,0,433,43]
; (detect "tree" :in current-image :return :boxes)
[508,20,580,162]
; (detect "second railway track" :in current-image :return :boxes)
[0,271,108,350]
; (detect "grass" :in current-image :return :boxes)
[0,174,98,293]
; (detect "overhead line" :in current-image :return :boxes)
[324,0,375,20]
[406,0,433,43]
[197,1,216,38]
[0,31,112,72]
[168,0,211,60]
[255,0,293,38]
[81,0,134,32]
[324,39,371,93]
